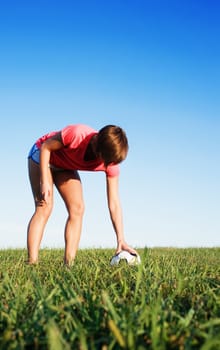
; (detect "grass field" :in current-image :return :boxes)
[0,248,220,350]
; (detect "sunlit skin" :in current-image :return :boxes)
[27,132,137,265]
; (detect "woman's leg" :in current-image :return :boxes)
[53,170,84,265]
[27,159,54,263]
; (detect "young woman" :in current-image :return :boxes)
[27,124,137,265]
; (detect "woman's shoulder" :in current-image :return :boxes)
[63,124,96,134]
[61,124,96,146]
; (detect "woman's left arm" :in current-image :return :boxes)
[106,176,137,254]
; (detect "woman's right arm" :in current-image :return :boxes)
[40,132,63,202]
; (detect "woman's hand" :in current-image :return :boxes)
[116,240,138,256]
[40,181,52,204]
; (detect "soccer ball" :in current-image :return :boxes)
[110,250,141,266]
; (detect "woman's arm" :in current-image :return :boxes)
[40,132,63,202]
[106,176,137,254]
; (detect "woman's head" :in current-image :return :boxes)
[96,125,129,167]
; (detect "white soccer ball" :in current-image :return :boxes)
[110,250,141,266]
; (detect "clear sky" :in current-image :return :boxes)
[0,0,219,249]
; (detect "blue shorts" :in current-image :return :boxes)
[28,143,67,171]
[28,144,40,164]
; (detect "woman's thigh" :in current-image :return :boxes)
[52,170,84,214]
[28,158,54,207]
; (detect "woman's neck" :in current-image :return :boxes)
[84,134,98,162]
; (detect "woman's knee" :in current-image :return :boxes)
[35,200,53,219]
[68,200,85,218]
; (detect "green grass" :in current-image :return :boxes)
[0,248,220,349]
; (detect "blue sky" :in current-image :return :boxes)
[0,0,219,249]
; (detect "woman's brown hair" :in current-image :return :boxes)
[96,125,129,167]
